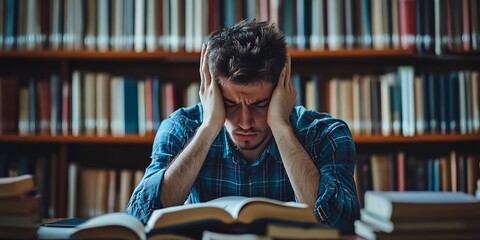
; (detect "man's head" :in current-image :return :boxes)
[207,19,287,86]
[207,19,287,161]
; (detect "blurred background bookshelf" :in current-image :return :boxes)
[0,0,479,219]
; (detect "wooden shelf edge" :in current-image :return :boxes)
[0,133,478,144]
[0,49,415,60]
[0,135,155,144]
[353,134,480,144]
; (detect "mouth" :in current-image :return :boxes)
[235,132,257,141]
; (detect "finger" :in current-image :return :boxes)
[202,45,211,86]
[285,52,292,89]
[199,44,206,92]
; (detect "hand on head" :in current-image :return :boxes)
[199,44,226,133]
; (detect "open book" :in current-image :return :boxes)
[40,196,317,239]
[146,196,317,236]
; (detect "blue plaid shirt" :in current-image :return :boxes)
[126,103,360,233]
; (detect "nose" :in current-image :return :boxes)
[238,105,254,130]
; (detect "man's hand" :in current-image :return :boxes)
[199,44,225,133]
[267,52,296,128]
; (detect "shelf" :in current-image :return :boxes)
[353,134,480,144]
[1,133,479,144]
[0,135,155,144]
[0,49,414,61]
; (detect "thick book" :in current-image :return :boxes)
[40,196,317,240]
[0,174,35,197]
[360,209,480,233]
[146,196,317,237]
[364,191,480,221]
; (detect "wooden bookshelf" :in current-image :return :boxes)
[1,0,479,222]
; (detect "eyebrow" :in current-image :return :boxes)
[223,97,271,105]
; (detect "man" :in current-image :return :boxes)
[126,19,359,233]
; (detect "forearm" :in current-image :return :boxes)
[160,125,218,207]
[270,123,320,207]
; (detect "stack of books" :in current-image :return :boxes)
[0,175,40,239]
[355,191,480,240]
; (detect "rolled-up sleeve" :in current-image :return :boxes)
[126,115,190,224]
[311,121,360,233]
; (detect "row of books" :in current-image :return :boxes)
[0,150,145,219]
[1,68,478,137]
[355,191,480,239]
[355,151,480,206]
[67,163,144,218]
[0,73,200,136]
[0,175,40,239]
[325,69,480,137]
[1,0,479,53]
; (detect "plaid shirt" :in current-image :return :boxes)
[126,104,360,233]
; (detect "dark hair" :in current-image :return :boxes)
[208,19,287,86]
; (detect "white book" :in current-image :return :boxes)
[184,0,194,52]
[380,73,395,136]
[96,73,110,137]
[327,0,343,51]
[67,162,78,218]
[71,71,82,137]
[296,0,305,50]
[50,0,62,50]
[145,0,157,52]
[352,75,362,136]
[83,73,96,136]
[73,0,84,51]
[162,0,170,51]
[134,0,145,52]
[193,0,207,52]
[310,0,325,51]
[399,66,415,136]
[170,0,181,52]
[269,0,280,27]
[137,80,146,136]
[97,0,110,52]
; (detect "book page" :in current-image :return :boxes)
[73,212,145,240]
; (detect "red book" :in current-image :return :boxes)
[399,0,417,51]
[462,0,471,51]
[36,79,51,135]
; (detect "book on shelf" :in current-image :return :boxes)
[40,196,318,239]
[364,191,480,221]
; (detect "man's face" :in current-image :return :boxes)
[219,80,274,156]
